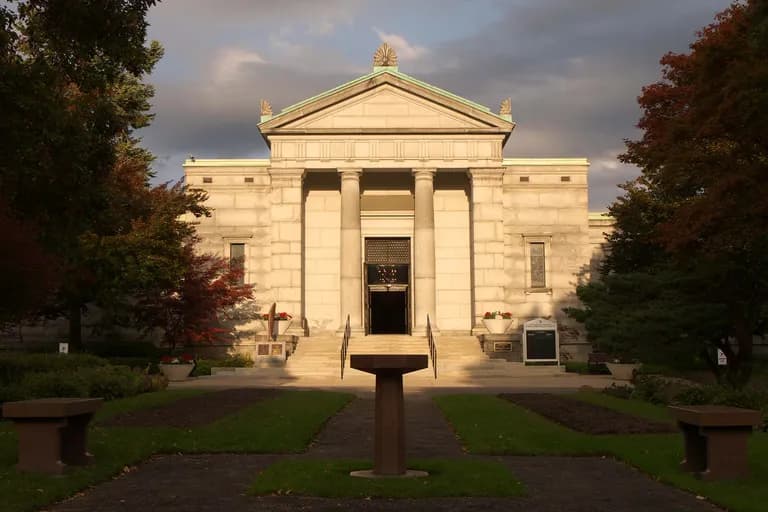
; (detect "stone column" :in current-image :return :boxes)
[468,168,506,334]
[413,169,439,336]
[269,168,305,336]
[338,169,364,335]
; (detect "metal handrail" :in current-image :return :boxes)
[427,315,437,379]
[340,314,351,379]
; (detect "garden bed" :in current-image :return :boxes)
[499,393,676,435]
[101,388,281,428]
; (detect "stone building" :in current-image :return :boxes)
[184,44,611,359]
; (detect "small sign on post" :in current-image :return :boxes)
[717,349,727,366]
[58,343,69,355]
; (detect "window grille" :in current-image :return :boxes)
[529,242,546,288]
[365,238,410,264]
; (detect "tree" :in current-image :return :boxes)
[0,2,223,349]
[136,246,255,352]
[568,0,768,387]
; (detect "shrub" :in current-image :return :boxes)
[8,366,168,404]
[631,375,670,405]
[602,383,634,399]
[106,357,160,374]
[85,341,162,358]
[192,354,254,376]
[19,371,89,399]
[0,352,109,386]
[565,361,589,374]
[671,385,716,405]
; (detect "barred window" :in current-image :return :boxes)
[529,242,546,288]
[230,243,245,285]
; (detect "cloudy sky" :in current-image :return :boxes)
[140,0,732,209]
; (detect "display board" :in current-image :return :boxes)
[522,318,559,364]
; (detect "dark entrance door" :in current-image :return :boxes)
[364,238,410,335]
[369,287,408,334]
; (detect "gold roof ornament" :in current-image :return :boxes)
[500,97,512,116]
[373,42,398,67]
[260,99,273,116]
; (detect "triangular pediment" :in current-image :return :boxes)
[289,85,489,130]
[258,70,514,140]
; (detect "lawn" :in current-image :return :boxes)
[251,458,525,498]
[0,389,352,512]
[434,392,768,512]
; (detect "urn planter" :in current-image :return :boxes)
[606,362,641,381]
[159,363,194,381]
[483,318,512,334]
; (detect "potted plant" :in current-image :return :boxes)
[261,312,293,336]
[482,311,513,334]
[605,356,642,381]
[159,353,195,381]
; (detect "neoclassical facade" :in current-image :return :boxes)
[184,44,609,351]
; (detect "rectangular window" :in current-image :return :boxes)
[203,177,212,183]
[529,242,546,288]
[229,243,245,284]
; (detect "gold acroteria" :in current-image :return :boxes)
[260,99,272,116]
[373,42,398,67]
[500,97,512,116]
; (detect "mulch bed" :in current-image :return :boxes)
[101,388,282,428]
[499,393,676,435]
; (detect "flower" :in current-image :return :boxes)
[261,312,292,320]
[483,311,512,320]
[160,353,195,364]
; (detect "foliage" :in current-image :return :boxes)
[0,206,60,330]
[0,352,108,386]
[483,311,512,319]
[0,1,214,349]
[567,0,768,387]
[136,248,254,351]
[251,458,525,498]
[602,383,634,400]
[86,341,162,358]
[3,365,168,404]
[192,354,254,376]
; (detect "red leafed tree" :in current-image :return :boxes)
[610,0,768,385]
[0,204,60,332]
[137,244,254,351]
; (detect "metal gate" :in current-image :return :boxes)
[364,238,410,334]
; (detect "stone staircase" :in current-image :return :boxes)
[282,334,563,382]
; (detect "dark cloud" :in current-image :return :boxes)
[140,0,732,209]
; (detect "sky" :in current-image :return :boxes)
[140,0,733,210]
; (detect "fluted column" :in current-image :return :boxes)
[338,169,364,335]
[413,169,439,336]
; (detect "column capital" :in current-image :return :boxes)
[468,167,504,185]
[338,168,362,179]
[412,168,436,180]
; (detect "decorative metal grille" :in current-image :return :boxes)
[365,238,410,264]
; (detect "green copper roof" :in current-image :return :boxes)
[260,68,508,125]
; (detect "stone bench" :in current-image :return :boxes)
[2,398,103,474]
[669,404,761,480]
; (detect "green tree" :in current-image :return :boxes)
[568,0,768,387]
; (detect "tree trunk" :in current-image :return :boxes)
[726,313,753,388]
[68,302,83,351]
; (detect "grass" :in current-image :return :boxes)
[435,392,768,512]
[567,390,674,424]
[0,389,353,512]
[251,458,525,498]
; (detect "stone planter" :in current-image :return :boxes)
[275,319,292,335]
[159,363,194,382]
[483,318,512,334]
[606,362,641,381]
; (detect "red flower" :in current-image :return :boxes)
[160,355,173,363]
